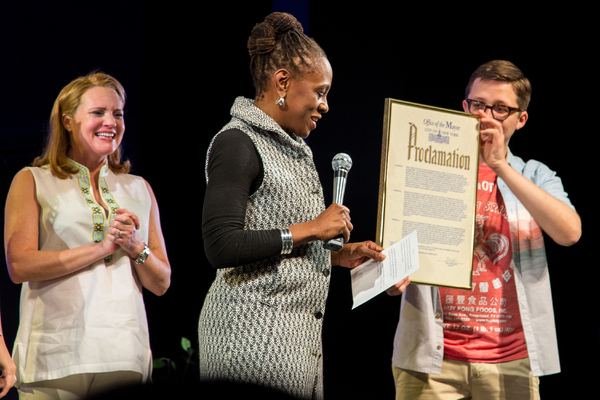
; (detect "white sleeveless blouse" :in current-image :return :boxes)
[13,161,152,385]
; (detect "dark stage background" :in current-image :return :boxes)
[1,1,596,399]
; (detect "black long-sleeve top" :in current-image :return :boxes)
[202,129,282,269]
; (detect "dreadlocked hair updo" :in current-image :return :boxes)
[247,12,327,98]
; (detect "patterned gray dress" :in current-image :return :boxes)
[199,97,331,399]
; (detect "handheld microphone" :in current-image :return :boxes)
[324,153,353,251]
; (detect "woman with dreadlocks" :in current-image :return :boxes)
[198,12,406,399]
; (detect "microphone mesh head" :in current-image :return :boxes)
[332,153,352,172]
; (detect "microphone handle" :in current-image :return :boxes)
[331,170,348,204]
[324,171,348,251]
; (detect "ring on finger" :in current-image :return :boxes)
[115,230,122,239]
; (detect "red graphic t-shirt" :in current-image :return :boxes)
[438,164,528,363]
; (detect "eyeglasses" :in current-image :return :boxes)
[465,99,521,121]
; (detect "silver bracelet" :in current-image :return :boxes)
[280,228,293,255]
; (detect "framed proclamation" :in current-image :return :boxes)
[376,98,480,289]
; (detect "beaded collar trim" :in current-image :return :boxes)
[67,159,120,262]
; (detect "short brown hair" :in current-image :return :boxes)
[247,12,327,99]
[33,72,130,178]
[465,60,532,111]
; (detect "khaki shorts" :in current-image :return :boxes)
[392,358,540,400]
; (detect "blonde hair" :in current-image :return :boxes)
[33,72,131,178]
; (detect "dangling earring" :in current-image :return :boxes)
[276,97,285,106]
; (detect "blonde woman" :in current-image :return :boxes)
[4,72,170,399]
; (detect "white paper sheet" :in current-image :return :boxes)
[350,230,420,309]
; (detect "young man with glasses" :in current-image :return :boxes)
[388,60,581,399]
